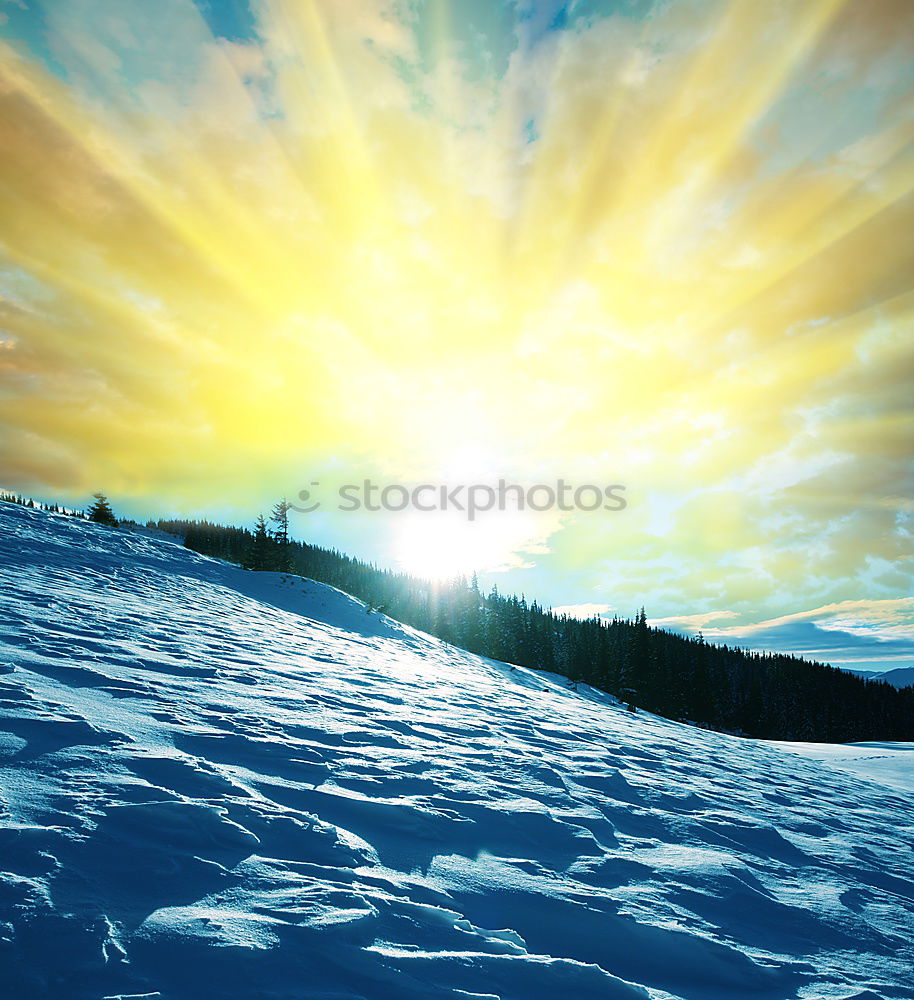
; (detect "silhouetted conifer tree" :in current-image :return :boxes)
[87,493,118,527]
[246,515,272,571]
[270,498,293,572]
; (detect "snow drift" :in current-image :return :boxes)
[1,502,912,1000]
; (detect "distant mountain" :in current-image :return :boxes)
[844,666,914,689]
[874,666,914,689]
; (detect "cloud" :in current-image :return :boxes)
[551,603,615,620]
[658,599,914,672]
[0,0,911,630]
[649,610,741,630]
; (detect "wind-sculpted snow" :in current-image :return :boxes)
[1,504,913,1000]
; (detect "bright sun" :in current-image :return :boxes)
[394,507,548,582]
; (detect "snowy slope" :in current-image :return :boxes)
[1,503,913,1000]
[775,742,914,795]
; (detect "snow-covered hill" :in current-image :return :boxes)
[1,503,913,1000]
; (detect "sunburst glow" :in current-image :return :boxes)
[394,507,548,581]
[1,0,912,640]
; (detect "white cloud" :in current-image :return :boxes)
[649,610,740,630]
[551,603,615,619]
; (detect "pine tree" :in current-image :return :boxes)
[87,493,118,527]
[623,607,650,708]
[270,498,293,572]
[245,515,272,571]
[461,573,483,650]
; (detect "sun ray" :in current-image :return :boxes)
[633,0,851,255]
[1,0,912,616]
[0,44,284,317]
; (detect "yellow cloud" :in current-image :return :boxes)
[0,0,911,617]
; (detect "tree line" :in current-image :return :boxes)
[2,490,117,525]
[143,509,914,744]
